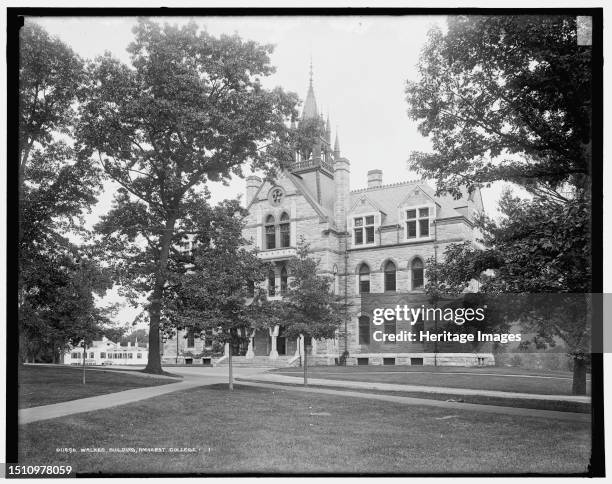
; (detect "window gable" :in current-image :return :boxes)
[350,212,379,247]
[402,204,434,240]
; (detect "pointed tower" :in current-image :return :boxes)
[290,62,341,211]
[334,130,341,158]
[302,60,318,120]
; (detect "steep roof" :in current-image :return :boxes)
[288,171,333,222]
[302,83,318,119]
[301,61,318,120]
[246,169,334,225]
[350,180,476,225]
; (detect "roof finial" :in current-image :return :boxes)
[301,57,318,120]
[309,56,313,87]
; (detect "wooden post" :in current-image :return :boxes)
[82,342,87,385]
[228,343,234,391]
[303,344,308,386]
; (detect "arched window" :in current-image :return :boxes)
[280,265,288,295]
[268,267,276,296]
[384,261,396,292]
[359,264,370,294]
[412,258,424,289]
[265,215,276,249]
[279,213,290,248]
[358,316,370,345]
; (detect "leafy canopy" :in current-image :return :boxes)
[280,239,344,341]
[406,15,591,198]
[18,22,109,361]
[78,19,299,372]
[165,199,275,348]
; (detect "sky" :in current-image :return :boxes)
[29,15,504,205]
[27,15,510,327]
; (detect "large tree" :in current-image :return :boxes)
[406,16,593,394]
[18,22,109,362]
[78,19,298,373]
[424,190,591,393]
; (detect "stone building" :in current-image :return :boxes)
[163,69,494,367]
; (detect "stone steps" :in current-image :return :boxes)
[214,356,299,368]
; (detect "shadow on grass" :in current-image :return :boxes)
[18,383,591,475]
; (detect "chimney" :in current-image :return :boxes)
[246,176,262,206]
[127,342,131,348]
[367,170,383,188]
[334,156,351,233]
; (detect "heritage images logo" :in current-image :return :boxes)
[372,305,486,326]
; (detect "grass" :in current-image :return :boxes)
[272,366,590,396]
[18,365,177,409]
[18,383,591,475]
[242,380,590,414]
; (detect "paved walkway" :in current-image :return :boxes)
[19,366,268,425]
[237,381,591,422]
[20,380,207,425]
[237,373,591,403]
[19,365,589,425]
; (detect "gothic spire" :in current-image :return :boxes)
[309,57,313,86]
[301,59,318,120]
[334,128,341,157]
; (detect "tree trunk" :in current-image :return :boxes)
[144,214,177,374]
[18,143,32,247]
[145,286,164,374]
[572,356,587,395]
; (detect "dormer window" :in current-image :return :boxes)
[405,206,432,240]
[353,215,375,246]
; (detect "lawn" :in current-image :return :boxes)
[272,366,590,396]
[242,382,591,414]
[18,365,176,409]
[18,383,591,475]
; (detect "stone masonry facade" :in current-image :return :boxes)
[163,69,494,367]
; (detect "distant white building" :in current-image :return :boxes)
[63,336,148,366]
